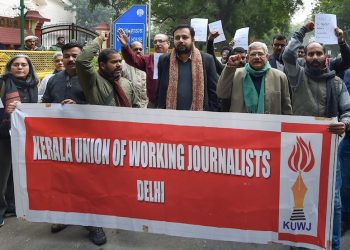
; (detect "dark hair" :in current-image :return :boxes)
[57,36,65,41]
[172,24,195,38]
[232,47,246,54]
[305,42,326,54]
[2,54,39,84]
[272,34,287,42]
[220,46,232,54]
[227,47,246,58]
[61,42,83,53]
[298,45,305,50]
[98,48,119,65]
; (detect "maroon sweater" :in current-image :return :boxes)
[122,46,158,104]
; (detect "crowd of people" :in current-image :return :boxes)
[1,21,350,249]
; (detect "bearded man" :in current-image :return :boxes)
[282,21,350,250]
[76,33,138,107]
[156,24,218,111]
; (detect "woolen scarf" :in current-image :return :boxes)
[98,69,131,107]
[166,44,204,110]
[1,55,38,128]
[304,64,337,118]
[243,62,271,113]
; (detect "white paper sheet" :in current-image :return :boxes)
[233,27,249,50]
[190,18,208,42]
[208,20,226,43]
[315,14,337,45]
[153,53,163,79]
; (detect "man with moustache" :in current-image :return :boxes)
[121,41,148,108]
[217,41,292,114]
[295,28,350,79]
[23,36,43,51]
[282,21,350,250]
[76,33,137,107]
[42,42,85,104]
[156,24,218,111]
[41,42,107,246]
[119,29,169,107]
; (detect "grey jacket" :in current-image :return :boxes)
[282,27,350,133]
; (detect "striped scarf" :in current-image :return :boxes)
[166,45,204,110]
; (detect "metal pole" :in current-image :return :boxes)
[148,0,151,53]
[20,0,25,49]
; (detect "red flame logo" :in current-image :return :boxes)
[288,136,315,173]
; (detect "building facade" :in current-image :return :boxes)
[0,0,75,48]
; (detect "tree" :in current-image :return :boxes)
[313,0,350,38]
[151,0,302,41]
[87,0,303,47]
[88,0,146,18]
[65,0,115,29]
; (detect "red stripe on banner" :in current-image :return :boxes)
[25,117,281,231]
[280,123,332,248]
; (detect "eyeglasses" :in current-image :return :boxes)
[249,52,266,58]
[153,39,167,45]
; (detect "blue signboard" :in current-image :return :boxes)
[113,5,147,52]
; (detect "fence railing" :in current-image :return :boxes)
[0,50,56,79]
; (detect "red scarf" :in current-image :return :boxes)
[98,69,131,107]
[113,78,131,107]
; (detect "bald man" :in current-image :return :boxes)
[122,41,148,108]
[119,29,170,107]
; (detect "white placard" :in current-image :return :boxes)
[190,18,208,42]
[233,27,249,50]
[153,53,163,79]
[315,14,337,45]
[208,20,226,43]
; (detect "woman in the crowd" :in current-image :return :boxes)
[0,54,39,226]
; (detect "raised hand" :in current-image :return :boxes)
[117,28,130,48]
[304,21,315,33]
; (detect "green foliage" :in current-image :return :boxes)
[85,0,303,47]
[151,0,302,42]
[88,0,147,18]
[313,0,350,38]
[65,0,115,29]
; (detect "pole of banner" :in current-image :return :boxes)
[20,0,25,49]
[148,0,151,53]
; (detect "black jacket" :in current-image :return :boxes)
[156,51,219,111]
[42,71,86,104]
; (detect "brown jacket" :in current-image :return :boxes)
[217,65,292,115]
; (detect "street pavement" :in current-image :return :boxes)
[1,217,350,249]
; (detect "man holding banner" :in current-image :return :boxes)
[283,21,350,250]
